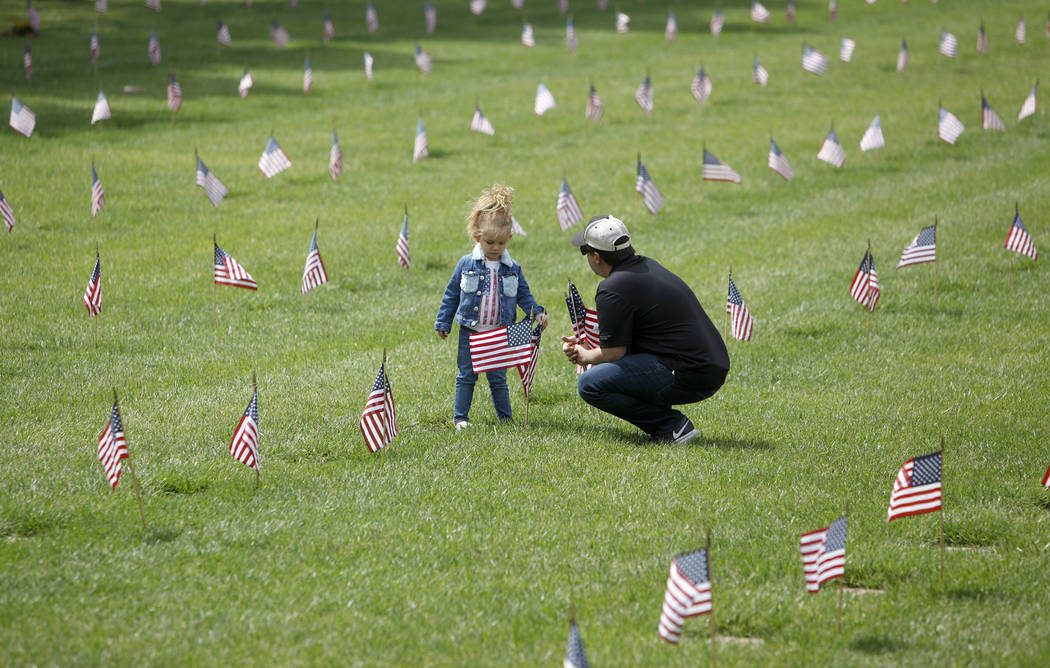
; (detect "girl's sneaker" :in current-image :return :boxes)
[455,420,472,430]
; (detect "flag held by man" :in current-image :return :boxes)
[657,549,712,645]
[887,451,942,522]
[360,361,397,453]
[566,280,599,352]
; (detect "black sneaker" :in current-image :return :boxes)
[652,417,699,444]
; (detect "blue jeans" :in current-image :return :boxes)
[455,327,512,423]
[577,354,718,437]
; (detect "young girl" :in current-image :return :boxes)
[435,185,547,429]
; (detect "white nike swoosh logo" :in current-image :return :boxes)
[672,423,689,439]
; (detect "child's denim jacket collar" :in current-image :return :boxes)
[471,243,514,266]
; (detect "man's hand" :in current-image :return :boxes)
[561,335,580,363]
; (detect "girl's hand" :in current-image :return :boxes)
[535,312,549,330]
[437,330,449,339]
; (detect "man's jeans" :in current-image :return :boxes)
[455,327,511,423]
[577,354,717,437]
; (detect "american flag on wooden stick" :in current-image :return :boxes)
[167,73,182,113]
[727,275,753,341]
[802,44,828,76]
[1016,16,1027,44]
[750,1,770,24]
[897,38,908,73]
[1018,83,1037,120]
[229,383,260,475]
[217,20,232,46]
[691,67,712,106]
[521,22,535,47]
[10,97,35,137]
[364,52,374,81]
[196,156,227,207]
[238,69,253,97]
[97,399,128,488]
[535,82,556,115]
[365,1,379,33]
[259,135,291,178]
[859,115,885,151]
[615,12,629,34]
[84,252,101,316]
[1004,209,1038,260]
[840,37,856,62]
[471,103,495,135]
[302,224,328,294]
[516,320,543,398]
[424,2,436,34]
[414,44,432,75]
[702,149,741,183]
[303,57,313,94]
[710,8,724,37]
[329,129,343,180]
[469,0,486,16]
[981,96,1005,131]
[897,225,937,268]
[91,91,111,125]
[91,29,100,63]
[768,138,793,181]
[977,23,987,55]
[828,0,837,22]
[557,178,583,230]
[0,190,15,233]
[938,105,965,144]
[91,163,105,217]
[585,83,602,121]
[800,516,847,592]
[270,20,289,47]
[939,31,958,58]
[887,451,942,522]
[635,156,663,214]
[786,1,795,23]
[148,29,161,65]
[360,361,396,453]
[323,14,335,42]
[657,549,712,645]
[753,59,769,87]
[413,117,428,162]
[214,241,257,289]
[634,74,653,116]
[849,247,879,312]
[396,209,410,268]
[470,320,535,373]
[27,0,40,32]
[817,126,845,167]
[566,16,578,53]
[665,11,677,42]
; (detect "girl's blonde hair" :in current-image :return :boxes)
[466,184,514,238]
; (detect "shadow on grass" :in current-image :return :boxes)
[144,525,182,544]
[1034,496,1050,512]
[944,586,1003,602]
[851,635,909,655]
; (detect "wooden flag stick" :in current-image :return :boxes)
[252,372,260,483]
[212,233,218,326]
[114,390,147,529]
[939,436,945,586]
[707,529,716,668]
[933,218,939,306]
[93,242,100,349]
[866,241,872,331]
[837,500,848,635]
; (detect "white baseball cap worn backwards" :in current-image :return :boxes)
[571,214,632,252]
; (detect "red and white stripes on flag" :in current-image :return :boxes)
[977,23,987,55]
[801,44,828,76]
[424,2,436,34]
[470,103,495,135]
[665,11,677,42]
[859,115,885,152]
[1018,83,1037,121]
[301,226,328,294]
[897,225,937,268]
[768,138,793,181]
[516,321,543,398]
[726,275,753,341]
[91,163,106,217]
[91,29,100,64]
[229,386,260,473]
[557,178,584,230]
[238,69,253,97]
[799,516,847,593]
[939,31,958,58]
[849,247,880,312]
[91,91,111,125]
[365,1,379,33]
[566,16,578,54]
[710,9,724,37]
[1004,210,1038,260]
[329,129,343,180]
[97,400,129,488]
[1042,464,1050,488]
[840,37,856,62]
[702,149,741,184]
[217,21,232,46]
[469,319,535,373]
[167,73,182,113]
[148,29,161,65]
[84,253,101,316]
[887,451,942,522]
[303,57,313,94]
[634,75,653,116]
[258,135,292,178]
[413,117,428,162]
[0,190,15,233]
[414,44,432,76]
[535,82,556,115]
[324,13,335,42]
[657,549,712,645]
[360,362,397,453]
[938,105,965,144]
[1016,17,1027,44]
[981,96,1006,131]
[752,59,769,87]
[10,96,36,137]
[566,280,599,375]
[897,38,908,73]
[396,211,410,268]
[196,156,228,207]
[691,67,712,106]
[635,157,663,214]
[750,1,770,24]
[214,241,257,289]
[586,83,603,122]
[817,127,846,167]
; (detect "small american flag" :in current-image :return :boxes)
[726,275,753,341]
[270,20,289,47]
[258,135,291,178]
[303,57,313,94]
[84,253,101,316]
[396,210,410,268]
[95,0,106,12]
[301,226,328,294]
[768,138,793,181]
[615,12,629,34]
[702,149,741,184]
[10,97,36,138]
[195,156,227,207]
[897,38,908,73]
[597,0,607,10]
[977,23,987,55]
[414,44,432,75]
[585,83,602,122]
[1004,210,1038,261]
[510,215,526,237]
[23,44,32,80]
[710,8,724,37]
[521,22,535,47]
[471,103,495,135]
[939,31,958,58]
[1016,16,1027,44]
[469,319,535,373]
[469,0,486,16]
[91,163,105,217]
[840,37,856,62]
[229,386,260,474]
[27,0,40,32]
[800,516,847,592]
[1018,83,1037,121]
[97,400,129,489]
[566,280,599,352]
[657,549,711,645]
[238,69,253,98]
[752,59,769,87]
[558,0,567,16]
[323,13,335,42]
[859,115,885,152]
[365,1,379,32]
[564,619,590,668]
[691,67,712,106]
[535,82,556,115]
[887,451,942,522]
[91,29,100,64]
[510,0,523,9]
[897,225,936,268]
[214,241,257,289]
[148,29,161,65]
[828,0,837,21]
[329,129,343,180]
[363,52,374,81]
[413,117,428,162]
[750,1,770,24]
[566,16,578,54]
[981,96,1005,131]
[635,157,663,215]
[786,1,795,23]
[849,247,880,312]
[91,91,111,125]
[1042,464,1050,488]
[360,362,397,453]
[145,0,160,11]
[938,105,965,144]
[665,11,677,42]
[167,73,182,113]
[817,127,846,167]
[557,178,583,230]
[802,44,828,76]
[424,2,436,34]
[0,190,15,233]
[516,320,543,398]
[217,21,232,47]
[634,75,653,116]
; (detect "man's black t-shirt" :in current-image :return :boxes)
[596,255,730,391]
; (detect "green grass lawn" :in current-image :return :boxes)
[2,0,1049,664]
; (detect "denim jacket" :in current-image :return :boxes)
[435,244,545,331]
